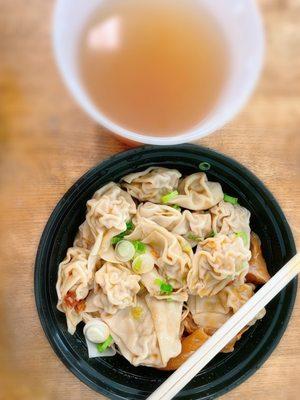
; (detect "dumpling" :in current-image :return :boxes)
[187,234,251,297]
[210,200,251,247]
[188,283,266,349]
[188,283,255,330]
[86,182,136,237]
[56,247,92,334]
[122,167,181,203]
[135,203,212,245]
[102,295,183,368]
[74,220,95,250]
[168,173,223,211]
[134,202,182,230]
[94,262,141,314]
[126,218,192,288]
[172,210,212,245]
[145,295,183,366]
[141,268,188,302]
[102,296,163,367]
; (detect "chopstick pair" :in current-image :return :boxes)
[147,253,300,400]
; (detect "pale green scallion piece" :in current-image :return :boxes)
[132,254,154,274]
[115,240,135,262]
[97,335,113,353]
[224,194,239,205]
[199,162,211,171]
[154,278,173,295]
[161,190,179,204]
[236,231,248,246]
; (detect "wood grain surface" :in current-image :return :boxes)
[0,0,299,399]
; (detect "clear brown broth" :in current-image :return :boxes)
[80,0,228,136]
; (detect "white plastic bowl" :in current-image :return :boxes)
[53,0,264,145]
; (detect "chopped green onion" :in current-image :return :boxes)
[160,283,173,295]
[115,240,135,261]
[154,278,173,295]
[111,235,124,245]
[126,220,134,231]
[132,257,142,273]
[187,233,202,242]
[171,204,181,211]
[132,254,154,274]
[111,220,134,244]
[97,335,113,353]
[206,231,216,238]
[236,231,248,246]
[132,240,146,254]
[224,194,238,205]
[161,190,179,204]
[199,162,211,171]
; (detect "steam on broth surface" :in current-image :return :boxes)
[80,0,229,136]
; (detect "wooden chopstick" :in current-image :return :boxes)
[147,253,300,400]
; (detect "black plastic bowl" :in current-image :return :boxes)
[35,144,297,400]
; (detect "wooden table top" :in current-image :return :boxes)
[0,0,299,399]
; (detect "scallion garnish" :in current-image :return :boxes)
[161,190,179,204]
[132,254,154,274]
[132,240,146,254]
[224,194,238,205]
[111,235,124,245]
[206,231,216,238]
[111,220,135,244]
[126,220,134,231]
[97,335,113,353]
[171,204,181,211]
[132,257,142,273]
[236,231,248,246]
[115,240,135,261]
[187,233,202,242]
[154,278,173,295]
[199,162,211,171]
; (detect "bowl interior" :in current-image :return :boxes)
[35,145,297,399]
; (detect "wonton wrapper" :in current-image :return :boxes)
[74,182,136,254]
[172,210,212,245]
[210,200,251,247]
[86,182,136,235]
[168,173,223,211]
[141,268,188,302]
[187,234,251,297]
[102,296,162,367]
[94,262,141,314]
[56,246,98,334]
[188,283,259,330]
[135,202,182,231]
[145,295,183,366]
[102,295,183,368]
[126,218,191,288]
[135,204,212,245]
[122,167,181,203]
